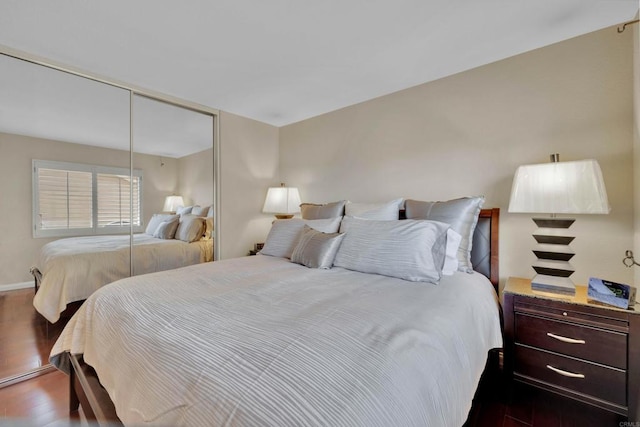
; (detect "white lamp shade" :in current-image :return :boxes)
[262,186,301,215]
[508,159,610,214]
[163,195,184,212]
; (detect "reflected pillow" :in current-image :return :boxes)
[175,214,206,243]
[176,205,194,215]
[334,217,449,283]
[153,218,179,239]
[300,201,346,219]
[405,197,484,273]
[344,198,403,220]
[192,205,210,216]
[260,217,342,259]
[145,214,179,236]
[291,225,345,269]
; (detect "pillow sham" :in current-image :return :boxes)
[175,214,206,243]
[145,214,179,236]
[176,205,194,216]
[290,225,345,269]
[334,217,450,283]
[300,200,346,219]
[344,198,403,220]
[404,197,484,273]
[153,217,179,240]
[191,205,210,217]
[260,217,342,259]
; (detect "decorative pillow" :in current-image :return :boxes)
[153,218,179,240]
[202,217,214,240]
[300,201,346,219]
[176,205,194,216]
[291,225,345,269]
[442,229,462,275]
[404,197,484,273]
[192,205,210,216]
[175,214,206,243]
[334,217,450,283]
[207,206,214,218]
[344,198,403,220]
[260,217,342,259]
[145,214,179,236]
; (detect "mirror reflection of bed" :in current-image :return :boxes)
[0,53,216,386]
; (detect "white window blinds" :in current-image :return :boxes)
[33,160,143,237]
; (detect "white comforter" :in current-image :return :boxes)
[51,255,502,427]
[34,234,213,323]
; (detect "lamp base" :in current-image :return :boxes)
[274,214,294,220]
[531,274,576,296]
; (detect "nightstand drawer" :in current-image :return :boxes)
[515,313,627,369]
[515,345,626,406]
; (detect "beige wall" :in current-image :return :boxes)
[219,111,279,259]
[280,27,634,289]
[0,132,178,286]
[178,148,214,208]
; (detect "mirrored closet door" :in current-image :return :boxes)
[0,53,131,382]
[0,50,218,386]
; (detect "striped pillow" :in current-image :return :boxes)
[291,226,345,269]
[334,217,449,283]
[260,217,342,259]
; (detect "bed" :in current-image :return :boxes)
[51,207,501,426]
[32,233,213,323]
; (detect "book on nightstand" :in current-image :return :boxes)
[587,277,636,309]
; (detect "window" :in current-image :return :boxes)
[33,160,143,237]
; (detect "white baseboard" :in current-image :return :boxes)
[0,281,33,292]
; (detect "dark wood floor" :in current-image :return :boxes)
[0,288,66,380]
[0,289,630,425]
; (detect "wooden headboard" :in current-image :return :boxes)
[472,208,500,291]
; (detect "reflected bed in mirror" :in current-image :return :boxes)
[0,53,216,385]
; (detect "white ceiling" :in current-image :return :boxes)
[0,0,637,131]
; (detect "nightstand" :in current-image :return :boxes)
[503,277,640,419]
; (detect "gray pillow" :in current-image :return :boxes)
[344,198,403,220]
[404,197,484,273]
[175,214,206,243]
[153,218,179,239]
[260,217,342,259]
[145,214,179,235]
[300,201,346,219]
[291,225,345,269]
[334,217,450,283]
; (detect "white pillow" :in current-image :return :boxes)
[334,217,449,283]
[207,206,214,218]
[344,198,403,220]
[175,214,206,243]
[176,205,194,215]
[442,229,462,275]
[260,217,342,259]
[192,205,210,216]
[145,214,179,235]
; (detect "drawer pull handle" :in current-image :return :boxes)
[546,364,585,379]
[546,332,585,344]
